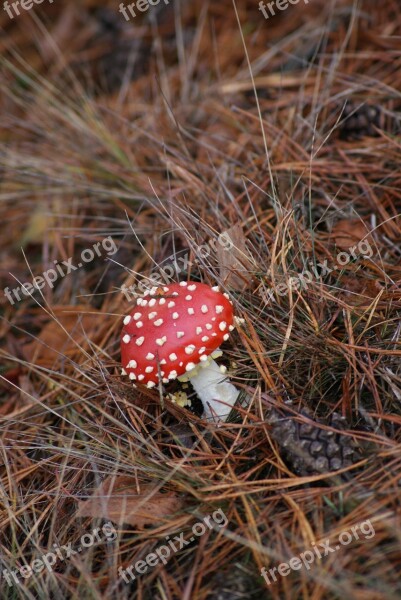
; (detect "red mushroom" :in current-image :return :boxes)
[120,281,242,421]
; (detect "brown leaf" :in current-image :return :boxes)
[331,219,373,250]
[23,305,101,368]
[338,276,382,305]
[76,476,184,527]
[217,224,255,291]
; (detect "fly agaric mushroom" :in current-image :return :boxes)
[120,281,242,421]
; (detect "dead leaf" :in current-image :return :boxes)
[23,305,101,368]
[19,200,61,248]
[338,276,382,305]
[76,476,184,527]
[217,224,255,291]
[331,219,373,250]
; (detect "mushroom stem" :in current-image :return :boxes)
[187,358,239,422]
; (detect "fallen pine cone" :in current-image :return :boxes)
[338,102,384,140]
[208,569,264,600]
[267,406,359,477]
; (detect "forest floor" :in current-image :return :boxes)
[1,0,401,598]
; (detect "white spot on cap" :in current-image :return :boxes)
[146,353,155,360]
[211,317,216,322]
[160,359,167,365]
[156,336,167,346]
[177,331,185,339]
[136,336,145,346]
[123,334,131,344]
[163,287,169,292]
[223,293,230,300]
[147,381,156,388]
[137,298,144,306]
[172,312,179,320]
[168,301,175,308]
[138,374,145,381]
[154,319,164,327]
[201,336,209,342]
[168,370,178,379]
[145,366,154,373]
[179,281,187,286]
[185,295,192,301]
[228,325,234,331]
[198,347,206,354]
[121,368,127,375]
[188,308,195,315]
[162,378,169,384]
[201,305,208,314]
[215,305,224,314]
[169,353,178,361]
[211,333,217,337]
[149,298,156,307]
[159,298,166,305]
[136,321,143,328]
[172,292,179,296]
[127,359,137,368]
[205,323,213,330]
[200,354,208,361]
[123,315,132,325]
[196,327,202,334]
[148,312,157,319]
[212,286,220,292]
[133,312,142,320]
[186,362,196,372]
[179,361,183,367]
[129,372,136,380]
[219,322,227,331]
[185,345,196,355]
[188,284,196,291]
[223,333,229,341]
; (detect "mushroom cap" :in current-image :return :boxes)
[120,282,234,387]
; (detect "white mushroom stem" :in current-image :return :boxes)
[187,358,240,422]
